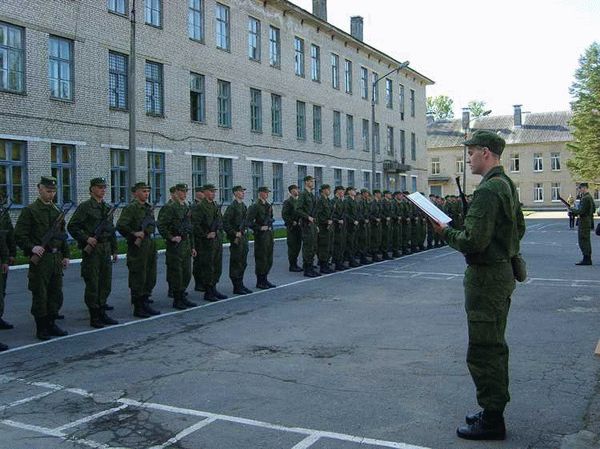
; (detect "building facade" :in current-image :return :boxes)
[426,106,584,209]
[0,0,433,215]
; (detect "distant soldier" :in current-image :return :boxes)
[15,176,70,340]
[370,190,383,261]
[247,186,276,289]
[381,191,393,259]
[0,192,15,333]
[192,184,227,302]
[400,191,412,255]
[67,177,119,328]
[157,183,197,310]
[331,186,347,270]
[570,182,596,265]
[390,191,403,257]
[192,186,205,292]
[282,184,303,272]
[359,189,372,263]
[343,187,360,267]
[116,182,160,318]
[315,184,333,274]
[223,185,252,294]
[296,176,320,277]
[0,222,9,351]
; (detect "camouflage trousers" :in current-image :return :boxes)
[126,238,157,297]
[81,241,113,309]
[332,223,346,264]
[286,225,302,266]
[301,222,317,267]
[254,230,274,276]
[578,221,592,257]
[370,221,382,255]
[27,252,64,318]
[165,239,192,293]
[229,234,249,280]
[317,225,332,263]
[195,237,223,288]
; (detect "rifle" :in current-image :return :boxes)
[134,196,160,247]
[83,200,121,255]
[233,201,251,245]
[209,200,224,233]
[30,202,74,265]
[0,199,14,237]
[456,176,469,217]
[174,201,193,249]
[556,194,571,209]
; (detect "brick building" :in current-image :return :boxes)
[0,0,433,215]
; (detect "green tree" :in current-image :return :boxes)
[426,95,454,120]
[567,42,600,181]
[468,100,487,117]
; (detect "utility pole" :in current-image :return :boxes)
[128,0,137,185]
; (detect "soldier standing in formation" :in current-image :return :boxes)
[192,184,227,302]
[369,190,383,262]
[0,216,10,351]
[116,182,160,319]
[247,186,276,289]
[14,176,70,340]
[316,184,333,274]
[192,186,205,292]
[67,178,119,328]
[343,187,360,267]
[297,176,320,277]
[157,183,197,310]
[381,191,393,259]
[0,193,15,349]
[282,184,303,272]
[358,189,372,264]
[570,182,596,266]
[223,185,252,294]
[331,186,347,271]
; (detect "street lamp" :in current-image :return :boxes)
[371,60,410,190]
[460,108,491,193]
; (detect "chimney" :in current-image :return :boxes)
[461,108,470,132]
[513,104,522,128]
[312,0,327,21]
[350,16,363,41]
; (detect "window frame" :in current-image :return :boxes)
[0,139,26,206]
[551,152,561,171]
[218,158,233,204]
[386,125,394,156]
[296,100,306,140]
[217,79,232,128]
[271,93,282,136]
[385,79,393,109]
[333,110,341,147]
[191,155,207,192]
[312,105,322,143]
[190,72,206,123]
[346,114,354,150]
[188,0,204,42]
[0,21,25,94]
[144,60,163,116]
[431,157,440,175]
[362,119,369,152]
[269,26,281,68]
[147,151,165,204]
[310,44,321,82]
[51,143,76,204]
[144,0,162,28]
[108,0,128,16]
[533,153,543,172]
[272,162,283,203]
[110,148,129,203]
[294,36,305,77]
[215,3,230,51]
[48,35,74,101]
[510,153,520,173]
[360,67,368,100]
[109,51,128,110]
[534,183,544,202]
[250,87,262,133]
[251,160,264,201]
[331,53,339,89]
[344,59,352,94]
[248,16,261,61]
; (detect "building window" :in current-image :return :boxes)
[251,160,264,200]
[108,0,127,15]
[269,26,280,68]
[310,44,320,82]
[0,22,24,93]
[372,72,379,104]
[50,144,75,204]
[190,72,205,123]
[551,182,561,202]
[0,140,25,205]
[411,176,417,193]
[373,122,380,154]
[400,175,407,192]
[399,84,405,119]
[250,88,262,132]
[110,148,129,203]
[294,37,305,77]
[431,157,440,175]
[313,105,322,143]
[314,166,323,189]
[347,170,355,187]
[215,3,230,50]
[363,171,371,189]
[346,114,354,150]
[510,153,520,172]
[551,152,561,171]
[360,67,368,100]
[49,36,73,100]
[375,172,382,190]
[533,153,543,172]
[297,165,307,189]
[218,158,233,203]
[385,79,393,109]
[334,168,342,187]
[145,0,161,27]
[272,163,283,203]
[217,79,231,127]
[534,183,544,202]
[344,59,352,93]
[109,51,128,110]
[456,156,464,174]
[145,61,163,115]
[271,93,282,136]
[296,100,306,140]
[331,53,339,89]
[147,152,165,204]
[191,155,207,192]
[399,130,406,162]
[248,17,261,61]
[386,126,394,156]
[188,0,204,41]
[410,132,416,160]
[410,89,415,117]
[333,111,341,147]
[362,119,369,152]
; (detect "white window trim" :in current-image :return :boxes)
[294,162,325,168]
[246,157,288,164]
[184,151,238,159]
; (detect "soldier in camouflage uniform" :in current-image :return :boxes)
[247,186,276,289]
[434,130,525,441]
[331,186,347,270]
[192,186,205,292]
[15,176,70,340]
[116,182,160,318]
[315,184,333,274]
[381,191,393,259]
[343,187,360,267]
[358,189,372,264]
[67,177,119,328]
[391,191,403,257]
[296,176,320,277]
[570,182,596,265]
[223,185,252,294]
[192,184,227,302]
[157,183,197,310]
[369,190,383,261]
[0,219,9,351]
[0,193,15,334]
[282,184,303,272]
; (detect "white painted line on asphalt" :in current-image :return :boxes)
[0,388,59,412]
[0,247,446,356]
[290,432,322,448]
[147,417,218,449]
[0,419,63,437]
[54,404,129,432]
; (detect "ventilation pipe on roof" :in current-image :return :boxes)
[350,16,363,41]
[312,0,327,21]
[513,104,522,128]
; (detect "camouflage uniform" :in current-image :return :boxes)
[223,195,251,293]
[296,185,319,275]
[331,191,347,269]
[315,190,333,272]
[282,193,302,270]
[247,190,275,288]
[571,188,596,264]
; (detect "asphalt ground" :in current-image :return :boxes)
[0,218,599,449]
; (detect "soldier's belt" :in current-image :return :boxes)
[465,254,509,266]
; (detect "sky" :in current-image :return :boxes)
[293,0,600,117]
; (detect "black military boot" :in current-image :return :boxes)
[102,304,114,311]
[100,310,118,325]
[133,297,151,318]
[47,319,68,337]
[289,261,303,272]
[304,264,318,278]
[320,262,333,274]
[264,276,276,288]
[89,308,104,329]
[167,286,174,298]
[241,282,253,294]
[172,291,188,310]
[182,293,198,307]
[35,316,51,341]
[213,287,228,300]
[575,256,592,265]
[0,342,7,352]
[142,296,161,315]
[194,282,206,292]
[457,410,506,441]
[0,317,14,330]
[233,279,247,295]
[204,286,218,302]
[256,275,270,289]
[334,262,345,271]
